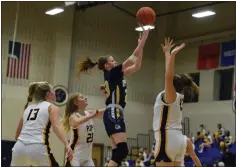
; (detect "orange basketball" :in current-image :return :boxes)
[136,7,156,25]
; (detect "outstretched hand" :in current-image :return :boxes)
[138,24,150,44]
[161,38,185,56]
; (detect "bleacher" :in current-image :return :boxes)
[184,139,236,167]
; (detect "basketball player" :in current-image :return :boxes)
[181,136,202,167]
[61,93,105,166]
[76,29,150,166]
[11,81,73,166]
[153,38,199,167]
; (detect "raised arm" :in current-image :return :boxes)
[161,38,185,103]
[122,30,149,76]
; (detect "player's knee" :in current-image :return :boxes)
[111,142,129,164]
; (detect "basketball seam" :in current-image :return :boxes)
[142,8,148,25]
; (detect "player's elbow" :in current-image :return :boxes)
[51,123,61,133]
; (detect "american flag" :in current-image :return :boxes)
[6,41,31,79]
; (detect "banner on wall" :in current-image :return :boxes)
[220,40,236,67]
[197,43,220,70]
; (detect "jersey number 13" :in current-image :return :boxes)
[27,108,39,121]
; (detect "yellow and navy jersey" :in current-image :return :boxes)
[104,64,127,108]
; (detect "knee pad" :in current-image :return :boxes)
[111,142,129,164]
[111,148,117,161]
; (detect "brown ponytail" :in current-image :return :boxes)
[179,74,199,102]
[76,56,109,78]
[24,82,39,109]
[76,57,98,78]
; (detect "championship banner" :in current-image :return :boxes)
[197,43,220,70]
[220,40,236,67]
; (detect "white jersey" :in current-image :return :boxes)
[153,90,184,131]
[70,111,94,160]
[18,101,52,144]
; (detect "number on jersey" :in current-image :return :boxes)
[86,133,93,143]
[27,108,39,121]
[86,125,94,143]
[122,79,127,103]
[104,81,110,98]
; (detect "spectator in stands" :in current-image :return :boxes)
[199,124,206,135]
[198,132,212,153]
[135,158,144,167]
[219,141,226,153]
[142,148,148,162]
[212,132,220,148]
[121,157,129,167]
[138,148,144,160]
[143,152,155,167]
[224,130,233,148]
[205,131,213,144]
[194,131,200,141]
[194,131,204,152]
[217,123,225,138]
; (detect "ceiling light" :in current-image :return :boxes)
[135,25,155,32]
[65,2,76,6]
[45,8,64,16]
[192,11,215,18]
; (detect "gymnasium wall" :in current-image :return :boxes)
[167,2,236,136]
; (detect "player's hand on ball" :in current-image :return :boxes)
[141,28,150,41]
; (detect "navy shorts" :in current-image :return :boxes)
[103,107,126,137]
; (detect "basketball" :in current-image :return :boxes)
[136,7,156,25]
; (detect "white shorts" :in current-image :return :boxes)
[65,157,94,166]
[154,130,187,162]
[11,140,59,166]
